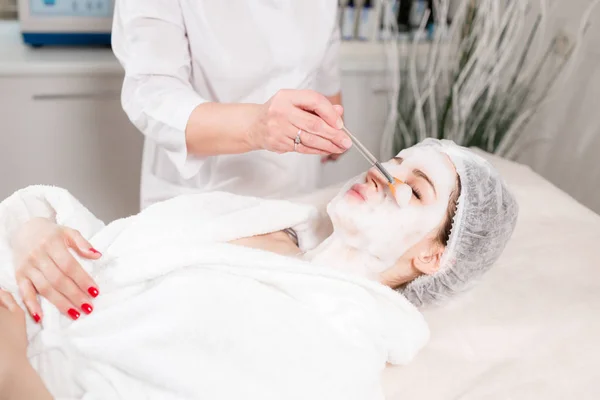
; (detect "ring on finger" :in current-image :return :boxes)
[293,129,302,152]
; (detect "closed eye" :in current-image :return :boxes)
[412,186,422,200]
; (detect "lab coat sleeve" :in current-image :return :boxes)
[112,0,206,179]
[315,22,342,97]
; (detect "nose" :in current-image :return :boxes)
[365,167,389,192]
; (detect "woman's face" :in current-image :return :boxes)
[327,147,458,272]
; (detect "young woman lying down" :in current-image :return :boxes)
[0,139,518,400]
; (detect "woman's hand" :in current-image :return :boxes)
[11,217,102,321]
[0,289,54,400]
[0,290,27,359]
[248,89,352,156]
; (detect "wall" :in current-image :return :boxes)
[516,0,600,214]
[0,75,143,223]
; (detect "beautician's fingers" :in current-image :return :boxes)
[17,278,42,323]
[35,254,92,317]
[287,89,344,130]
[288,108,350,152]
[48,237,99,300]
[265,125,330,155]
[294,143,331,156]
[270,136,329,156]
[26,265,82,320]
[321,105,345,159]
[333,104,344,117]
[295,129,345,155]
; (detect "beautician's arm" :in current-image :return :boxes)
[184,90,348,157]
[114,0,350,181]
[0,290,53,400]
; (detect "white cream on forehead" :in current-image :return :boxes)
[320,147,457,279]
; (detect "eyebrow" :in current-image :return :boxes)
[392,157,437,196]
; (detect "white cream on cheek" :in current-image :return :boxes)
[393,184,412,207]
[316,148,456,280]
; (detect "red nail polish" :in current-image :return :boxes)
[68,308,80,320]
[88,287,99,298]
[89,248,102,256]
[32,313,41,323]
[81,303,93,314]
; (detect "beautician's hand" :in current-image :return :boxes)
[11,217,101,322]
[321,105,346,163]
[249,89,351,156]
[319,104,345,164]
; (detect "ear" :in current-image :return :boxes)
[413,245,445,276]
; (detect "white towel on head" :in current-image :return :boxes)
[0,185,429,400]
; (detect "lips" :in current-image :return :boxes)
[346,184,367,202]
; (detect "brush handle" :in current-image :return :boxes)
[374,161,394,184]
[342,126,394,184]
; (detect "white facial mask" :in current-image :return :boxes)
[326,147,457,276]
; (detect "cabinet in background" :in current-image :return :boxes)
[0,75,143,222]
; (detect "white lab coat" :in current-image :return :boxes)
[111,0,342,209]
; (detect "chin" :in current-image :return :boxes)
[327,193,371,245]
[327,191,357,228]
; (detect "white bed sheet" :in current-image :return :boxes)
[298,151,600,399]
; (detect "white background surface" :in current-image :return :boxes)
[515,0,600,218]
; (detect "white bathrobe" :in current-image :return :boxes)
[0,186,429,400]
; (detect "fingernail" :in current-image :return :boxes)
[88,287,99,298]
[81,303,93,314]
[89,248,102,256]
[342,138,352,149]
[336,118,344,129]
[68,308,80,320]
[32,313,41,323]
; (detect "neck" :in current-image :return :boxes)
[303,232,391,280]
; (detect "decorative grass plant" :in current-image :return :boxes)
[379,0,599,159]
